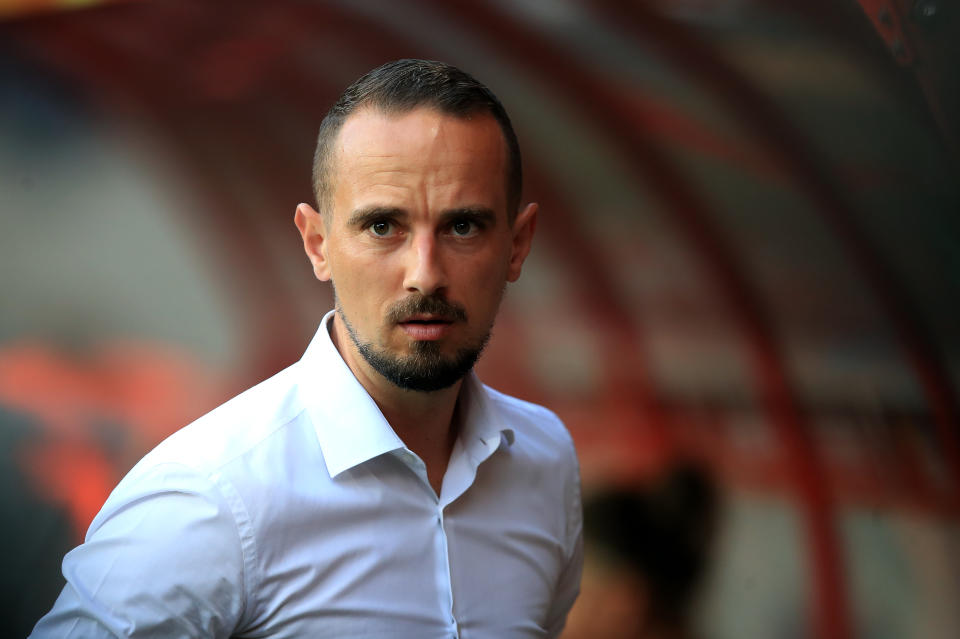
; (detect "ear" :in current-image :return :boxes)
[506,202,538,282]
[294,203,332,281]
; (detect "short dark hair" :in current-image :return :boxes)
[584,463,720,628]
[311,59,522,218]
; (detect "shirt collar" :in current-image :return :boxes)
[296,310,514,479]
[297,311,404,478]
[457,371,515,454]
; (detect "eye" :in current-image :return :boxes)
[369,220,394,237]
[450,219,478,237]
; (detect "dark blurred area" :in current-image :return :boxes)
[1,1,958,637]
[566,462,721,639]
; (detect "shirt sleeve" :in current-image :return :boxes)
[544,436,584,638]
[29,463,249,639]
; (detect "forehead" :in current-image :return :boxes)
[330,106,508,211]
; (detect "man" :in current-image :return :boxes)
[31,59,582,638]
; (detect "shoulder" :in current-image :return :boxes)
[131,362,307,478]
[483,384,577,464]
[481,385,583,558]
[54,364,315,635]
[94,362,314,528]
[92,361,309,526]
[484,385,565,429]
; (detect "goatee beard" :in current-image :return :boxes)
[337,295,491,393]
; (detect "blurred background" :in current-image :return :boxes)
[1,0,958,637]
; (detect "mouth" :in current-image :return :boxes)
[397,315,456,341]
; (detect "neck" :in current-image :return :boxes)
[330,313,461,494]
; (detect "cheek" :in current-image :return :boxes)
[328,268,375,322]
[329,248,400,300]
[482,245,513,286]
[459,256,509,311]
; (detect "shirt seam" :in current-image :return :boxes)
[124,461,253,634]
[194,411,309,628]
[561,425,582,560]
[208,469,260,632]
[146,408,309,630]
[199,404,311,476]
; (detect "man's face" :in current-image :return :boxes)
[296,106,536,392]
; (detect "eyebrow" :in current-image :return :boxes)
[438,207,497,227]
[346,206,408,229]
[346,206,498,229]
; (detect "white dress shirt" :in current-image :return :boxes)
[31,311,582,638]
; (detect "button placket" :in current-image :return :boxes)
[437,506,459,637]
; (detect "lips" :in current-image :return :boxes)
[398,315,455,341]
[387,296,467,341]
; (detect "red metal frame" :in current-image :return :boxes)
[853,0,917,63]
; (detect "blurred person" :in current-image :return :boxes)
[563,463,719,639]
[31,59,582,638]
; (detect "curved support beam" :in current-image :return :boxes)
[590,0,960,510]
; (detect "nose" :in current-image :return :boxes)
[402,233,447,297]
